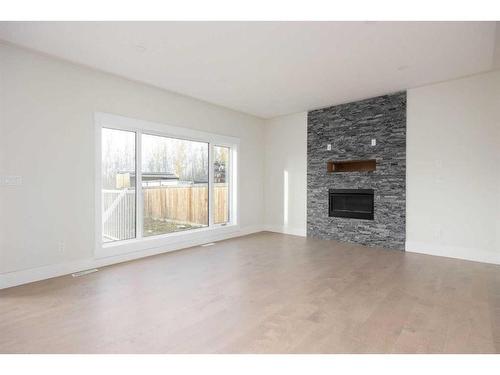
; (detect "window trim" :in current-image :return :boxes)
[213,144,232,225]
[95,112,239,258]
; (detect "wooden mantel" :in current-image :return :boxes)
[327,159,376,173]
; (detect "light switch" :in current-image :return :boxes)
[327,144,332,151]
[371,139,376,146]
[2,175,22,186]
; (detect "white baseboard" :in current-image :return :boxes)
[264,224,306,237]
[6,232,496,289]
[405,241,500,265]
[0,225,264,290]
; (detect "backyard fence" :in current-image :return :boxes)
[102,184,228,241]
[213,184,229,224]
[102,189,136,241]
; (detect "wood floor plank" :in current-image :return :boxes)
[0,232,498,353]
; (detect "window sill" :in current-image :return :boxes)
[95,223,239,259]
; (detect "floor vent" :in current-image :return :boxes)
[72,269,99,277]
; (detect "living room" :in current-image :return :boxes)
[1,1,499,373]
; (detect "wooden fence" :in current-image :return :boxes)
[213,184,229,224]
[102,184,228,241]
[144,185,208,225]
[143,183,228,224]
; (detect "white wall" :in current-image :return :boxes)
[263,112,307,236]
[494,22,500,69]
[0,42,265,285]
[263,71,500,264]
[406,70,500,264]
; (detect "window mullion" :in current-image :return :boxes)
[208,144,214,227]
[230,147,237,226]
[136,130,143,239]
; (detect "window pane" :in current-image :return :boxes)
[101,128,136,242]
[142,134,208,236]
[214,146,230,224]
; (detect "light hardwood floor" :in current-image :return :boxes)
[1,232,499,353]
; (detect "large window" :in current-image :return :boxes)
[142,134,209,236]
[101,128,136,243]
[98,114,237,249]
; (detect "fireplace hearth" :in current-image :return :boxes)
[329,189,374,220]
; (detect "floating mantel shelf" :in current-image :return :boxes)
[327,159,376,173]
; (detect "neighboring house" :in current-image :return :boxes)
[116,171,179,188]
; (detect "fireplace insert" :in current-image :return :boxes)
[329,189,374,220]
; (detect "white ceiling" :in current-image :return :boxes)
[0,21,498,118]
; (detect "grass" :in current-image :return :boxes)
[143,217,207,237]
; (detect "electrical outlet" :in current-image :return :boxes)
[435,226,443,240]
[371,139,376,146]
[327,144,332,151]
[58,241,66,254]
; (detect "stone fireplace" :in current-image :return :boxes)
[307,92,406,250]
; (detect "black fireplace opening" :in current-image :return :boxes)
[329,189,374,220]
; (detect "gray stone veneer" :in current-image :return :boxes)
[307,92,406,250]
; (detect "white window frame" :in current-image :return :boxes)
[213,144,233,225]
[95,112,239,258]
